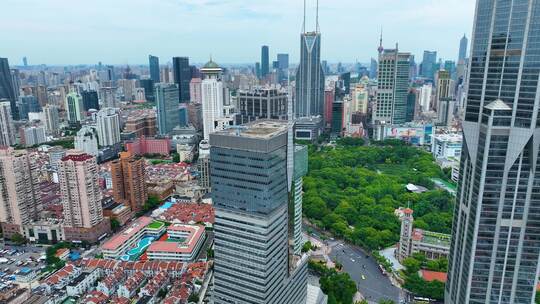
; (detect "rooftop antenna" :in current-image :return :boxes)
[316,0,320,33]
[302,0,306,33]
[378,27,384,54]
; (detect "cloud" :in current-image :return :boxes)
[0,0,475,65]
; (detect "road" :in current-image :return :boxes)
[327,240,404,303]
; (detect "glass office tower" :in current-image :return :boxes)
[211,120,307,304]
[446,1,540,303]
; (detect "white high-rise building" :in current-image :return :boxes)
[96,108,120,147]
[0,101,15,146]
[74,125,99,156]
[59,152,103,229]
[201,60,226,140]
[43,105,60,136]
[22,126,46,147]
[419,84,433,113]
[0,148,41,237]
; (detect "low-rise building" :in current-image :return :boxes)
[431,133,462,159]
[117,271,146,299]
[397,207,450,262]
[41,264,81,294]
[66,269,100,297]
[101,216,163,259]
[96,268,125,296]
[138,272,169,302]
[102,201,132,226]
[146,224,206,262]
[16,267,38,283]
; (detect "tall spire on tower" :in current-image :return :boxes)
[378,27,384,54]
[302,0,306,33]
[315,0,319,33]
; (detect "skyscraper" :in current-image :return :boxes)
[65,91,84,124]
[96,108,121,147]
[446,1,540,303]
[255,62,261,78]
[17,95,41,120]
[43,105,60,136]
[458,34,468,62]
[0,58,18,120]
[139,79,155,102]
[81,90,99,111]
[420,50,437,80]
[148,55,160,83]
[59,152,105,237]
[201,60,225,140]
[295,4,324,118]
[211,120,307,304]
[419,84,433,113]
[99,87,118,108]
[172,57,191,103]
[156,83,180,135]
[21,126,46,147]
[74,126,99,157]
[189,78,202,104]
[0,101,15,146]
[0,148,41,238]
[372,46,411,124]
[277,53,289,70]
[110,151,147,213]
[369,58,377,79]
[261,45,270,77]
[277,53,289,82]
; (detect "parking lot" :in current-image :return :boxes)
[0,244,48,280]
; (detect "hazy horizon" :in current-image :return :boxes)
[2,0,475,66]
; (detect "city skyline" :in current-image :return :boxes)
[2,0,474,65]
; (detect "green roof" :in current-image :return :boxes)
[148,221,165,230]
[203,60,220,69]
[421,230,451,247]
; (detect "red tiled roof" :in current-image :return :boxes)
[43,264,77,285]
[109,296,130,304]
[420,270,447,282]
[160,203,214,224]
[82,290,108,304]
[61,153,93,162]
[403,208,414,215]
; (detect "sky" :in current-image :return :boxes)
[1,0,475,66]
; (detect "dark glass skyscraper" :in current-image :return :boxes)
[295,31,324,118]
[277,53,289,70]
[421,50,437,80]
[81,90,99,111]
[172,57,191,103]
[148,55,160,83]
[0,58,18,120]
[458,34,468,62]
[139,79,155,102]
[155,83,180,135]
[446,1,540,303]
[261,45,269,77]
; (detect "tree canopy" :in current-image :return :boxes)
[303,140,455,251]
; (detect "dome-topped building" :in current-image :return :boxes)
[201,58,222,79]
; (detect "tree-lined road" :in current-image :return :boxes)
[327,240,405,303]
